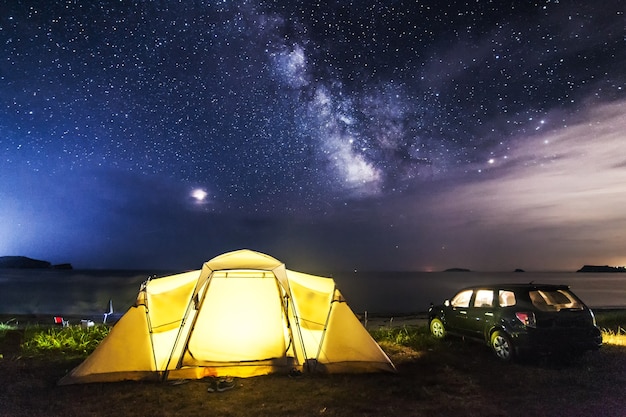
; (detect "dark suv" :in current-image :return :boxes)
[428,283,602,361]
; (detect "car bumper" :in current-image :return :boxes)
[509,327,602,354]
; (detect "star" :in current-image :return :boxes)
[0,0,624,271]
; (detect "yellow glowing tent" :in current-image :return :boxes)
[59,249,395,384]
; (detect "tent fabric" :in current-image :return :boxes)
[59,249,395,385]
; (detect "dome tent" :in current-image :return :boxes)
[59,249,395,384]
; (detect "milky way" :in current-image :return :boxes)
[1,1,625,270]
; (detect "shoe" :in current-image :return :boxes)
[216,377,235,392]
[207,381,216,392]
[207,377,235,392]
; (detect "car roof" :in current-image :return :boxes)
[457,283,571,292]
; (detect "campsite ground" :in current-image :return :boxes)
[2,312,626,417]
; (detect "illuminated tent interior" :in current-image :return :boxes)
[59,249,395,384]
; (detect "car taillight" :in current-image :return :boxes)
[515,312,536,328]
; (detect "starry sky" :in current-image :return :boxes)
[1,0,625,272]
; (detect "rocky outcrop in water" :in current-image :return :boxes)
[0,256,72,269]
[577,265,626,273]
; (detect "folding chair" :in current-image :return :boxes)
[53,316,69,327]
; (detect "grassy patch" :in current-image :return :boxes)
[370,324,438,350]
[595,309,626,346]
[20,324,110,357]
[601,328,626,346]
[2,309,625,359]
[0,319,18,335]
[595,309,626,331]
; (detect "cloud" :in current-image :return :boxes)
[406,99,626,270]
[450,100,626,225]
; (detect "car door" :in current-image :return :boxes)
[466,289,496,339]
[446,289,474,335]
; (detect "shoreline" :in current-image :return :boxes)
[4,308,624,330]
[0,312,433,329]
[3,269,626,318]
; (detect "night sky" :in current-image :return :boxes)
[1,1,625,272]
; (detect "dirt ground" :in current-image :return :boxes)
[2,311,626,417]
[2,335,626,417]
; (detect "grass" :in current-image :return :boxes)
[371,309,626,348]
[0,319,19,334]
[0,322,110,358]
[596,309,626,346]
[20,325,110,357]
[1,310,626,416]
[595,309,626,345]
[595,309,626,329]
[1,309,625,359]
[1,309,625,358]
[601,328,626,346]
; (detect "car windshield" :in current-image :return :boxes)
[529,289,583,311]
[450,290,473,308]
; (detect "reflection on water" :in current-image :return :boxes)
[1,269,625,316]
[0,269,172,316]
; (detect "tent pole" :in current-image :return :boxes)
[161,268,211,381]
[311,286,338,372]
[280,290,302,369]
[135,277,162,380]
[172,269,214,371]
[142,280,161,381]
[273,265,308,371]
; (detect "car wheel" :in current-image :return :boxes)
[490,331,514,361]
[430,318,446,339]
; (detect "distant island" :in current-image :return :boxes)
[577,265,626,273]
[0,256,72,270]
[443,268,471,272]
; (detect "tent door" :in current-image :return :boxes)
[184,274,289,363]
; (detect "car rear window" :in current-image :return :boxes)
[529,289,583,311]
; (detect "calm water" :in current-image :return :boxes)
[334,271,626,315]
[0,269,159,316]
[1,269,625,316]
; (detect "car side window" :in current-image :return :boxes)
[499,290,516,307]
[451,290,473,308]
[473,290,494,307]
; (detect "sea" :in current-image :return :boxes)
[1,269,625,318]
